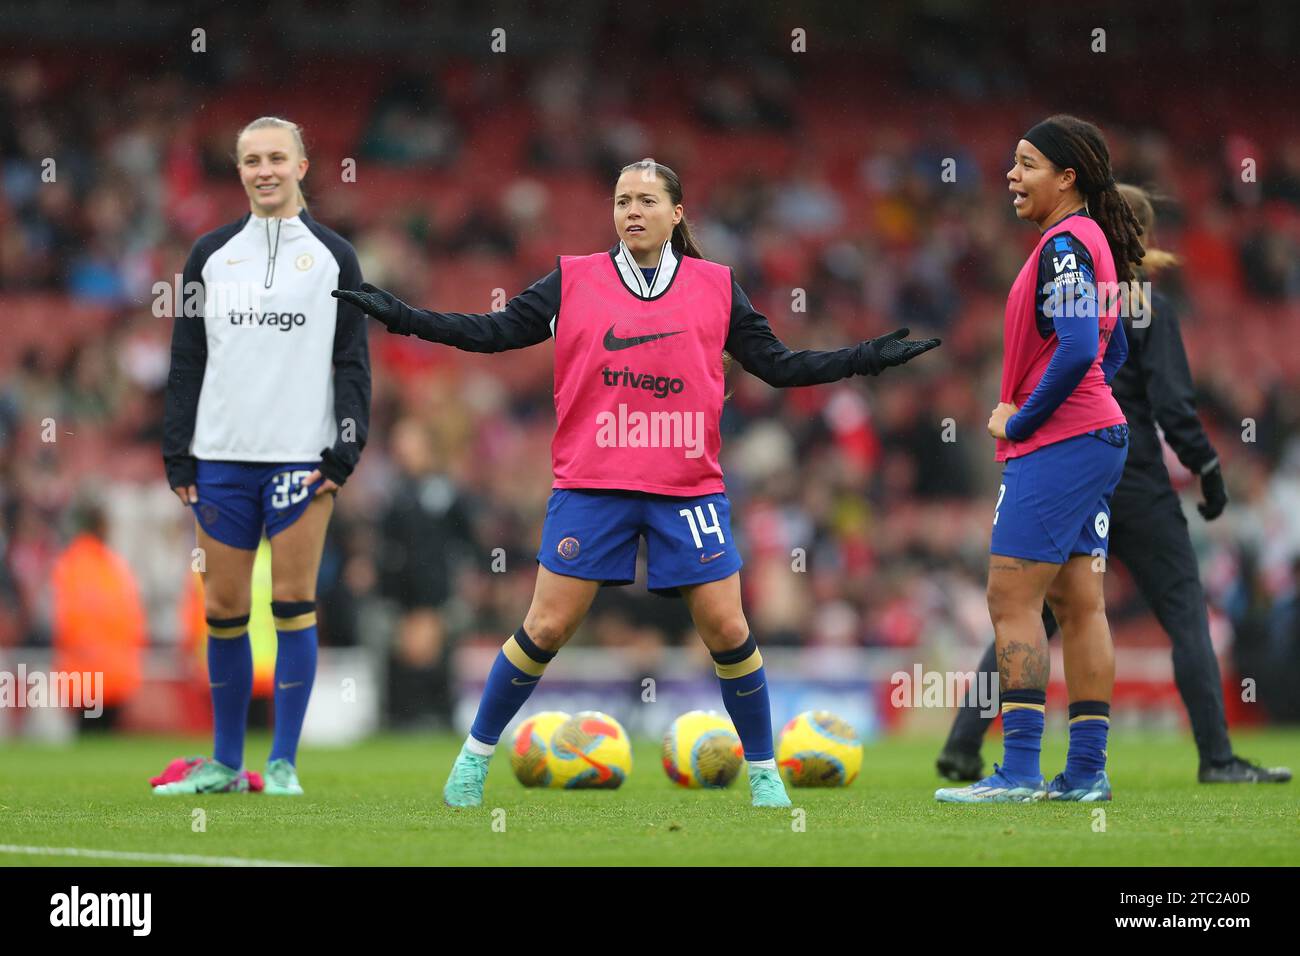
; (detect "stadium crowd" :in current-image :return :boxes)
[2,4,1299,728]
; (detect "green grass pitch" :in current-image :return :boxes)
[1,730,1296,866]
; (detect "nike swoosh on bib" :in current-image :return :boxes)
[603,325,685,351]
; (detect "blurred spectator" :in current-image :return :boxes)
[51,496,146,731]
[1263,138,1300,207]
[1239,218,1300,300]
[1265,556,1300,722]
[360,72,460,168]
[377,419,476,729]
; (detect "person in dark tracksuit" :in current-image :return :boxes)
[937,184,1291,785]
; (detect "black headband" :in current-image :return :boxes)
[1023,120,1115,194]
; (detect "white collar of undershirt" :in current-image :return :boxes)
[613,238,678,299]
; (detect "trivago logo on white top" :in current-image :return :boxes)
[50,886,151,936]
[594,404,705,459]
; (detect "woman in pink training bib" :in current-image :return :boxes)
[936,115,1143,805]
[337,159,940,808]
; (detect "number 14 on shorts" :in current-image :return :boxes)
[679,503,725,549]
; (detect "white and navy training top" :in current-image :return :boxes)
[162,209,371,488]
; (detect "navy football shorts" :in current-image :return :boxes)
[990,427,1129,564]
[192,460,324,550]
[537,489,743,596]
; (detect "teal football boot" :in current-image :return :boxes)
[443,744,491,807]
[153,758,248,795]
[265,758,304,796]
[748,765,792,807]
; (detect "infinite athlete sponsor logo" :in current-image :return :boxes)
[595,403,706,459]
[228,309,306,331]
[600,365,685,399]
[603,325,684,351]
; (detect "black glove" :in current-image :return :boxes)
[164,454,197,491]
[1198,460,1227,520]
[317,447,351,487]
[856,328,941,376]
[331,282,412,335]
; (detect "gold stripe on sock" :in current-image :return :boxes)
[1069,714,1110,724]
[208,624,248,639]
[1001,702,1046,714]
[714,648,763,680]
[502,635,548,677]
[273,611,317,632]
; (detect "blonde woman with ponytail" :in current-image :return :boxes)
[158,117,372,796]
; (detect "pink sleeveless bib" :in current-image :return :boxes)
[997,214,1126,461]
[551,252,732,495]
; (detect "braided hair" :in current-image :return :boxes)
[1024,114,1145,284]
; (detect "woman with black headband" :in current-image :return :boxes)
[937,184,1290,787]
[937,115,1141,804]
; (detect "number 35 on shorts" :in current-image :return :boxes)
[271,469,313,510]
[678,503,726,549]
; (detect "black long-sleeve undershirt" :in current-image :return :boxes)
[397,267,867,385]
[1110,290,1218,475]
